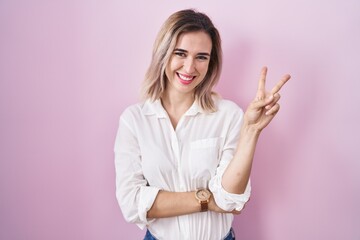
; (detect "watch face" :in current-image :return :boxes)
[196,189,211,200]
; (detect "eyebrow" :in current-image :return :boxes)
[174,48,211,56]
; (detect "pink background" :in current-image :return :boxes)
[1,1,359,239]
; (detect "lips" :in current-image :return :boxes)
[177,72,195,85]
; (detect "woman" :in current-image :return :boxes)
[114,9,290,240]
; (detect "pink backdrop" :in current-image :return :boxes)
[1,1,359,239]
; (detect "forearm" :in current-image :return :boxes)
[221,67,290,195]
[222,124,260,194]
[147,190,200,218]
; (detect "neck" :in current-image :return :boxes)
[161,90,195,113]
[161,90,195,129]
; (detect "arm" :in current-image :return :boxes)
[147,190,239,219]
[147,191,199,218]
[222,66,291,194]
[115,112,162,228]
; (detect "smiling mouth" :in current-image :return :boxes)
[177,72,196,85]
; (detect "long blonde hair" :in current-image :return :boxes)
[141,9,222,112]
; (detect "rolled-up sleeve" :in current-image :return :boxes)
[209,106,251,211]
[114,112,160,229]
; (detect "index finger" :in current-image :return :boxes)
[271,74,291,94]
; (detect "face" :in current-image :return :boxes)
[165,31,212,98]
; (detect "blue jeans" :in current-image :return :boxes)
[144,227,236,240]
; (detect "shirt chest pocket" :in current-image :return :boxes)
[188,137,222,180]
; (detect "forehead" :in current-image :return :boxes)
[175,31,212,53]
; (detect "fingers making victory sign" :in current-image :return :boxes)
[244,66,291,131]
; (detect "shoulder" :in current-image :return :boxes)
[119,102,146,123]
[120,99,162,122]
[214,98,244,116]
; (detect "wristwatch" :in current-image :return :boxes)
[195,189,211,212]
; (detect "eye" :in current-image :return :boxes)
[197,55,209,61]
[174,51,186,57]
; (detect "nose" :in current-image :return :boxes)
[183,57,196,74]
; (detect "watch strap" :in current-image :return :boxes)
[200,200,208,212]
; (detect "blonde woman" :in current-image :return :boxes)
[114,9,290,240]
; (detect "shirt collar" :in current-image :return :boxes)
[141,99,167,118]
[185,100,204,116]
[141,99,204,118]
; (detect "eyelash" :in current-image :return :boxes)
[197,56,208,61]
[174,52,186,57]
[174,52,209,61]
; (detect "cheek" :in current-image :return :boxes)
[199,63,210,75]
[169,56,181,68]
[165,61,175,79]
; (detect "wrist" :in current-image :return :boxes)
[240,122,262,139]
[194,189,211,212]
[207,195,217,212]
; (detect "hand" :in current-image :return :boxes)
[243,66,291,132]
[208,195,242,215]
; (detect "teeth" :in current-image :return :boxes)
[178,73,194,81]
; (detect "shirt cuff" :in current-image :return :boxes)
[136,186,161,229]
[209,175,251,212]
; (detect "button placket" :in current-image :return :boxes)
[170,133,180,163]
[175,123,187,192]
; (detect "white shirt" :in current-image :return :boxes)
[114,98,251,240]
